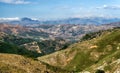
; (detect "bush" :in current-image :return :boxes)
[95,69,105,73]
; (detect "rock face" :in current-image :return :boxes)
[22,42,41,53]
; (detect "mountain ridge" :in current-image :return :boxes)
[1,17,120,25]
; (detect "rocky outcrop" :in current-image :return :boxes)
[22,42,41,53]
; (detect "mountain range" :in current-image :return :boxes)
[1,17,120,26]
[0,23,117,42]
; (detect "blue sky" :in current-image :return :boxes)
[0,0,120,20]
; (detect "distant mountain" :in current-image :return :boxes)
[1,17,120,26]
[0,23,115,42]
[42,17,120,25]
[105,22,120,27]
[9,17,41,26]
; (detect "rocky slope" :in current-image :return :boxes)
[38,28,120,73]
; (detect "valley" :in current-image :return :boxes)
[0,19,120,73]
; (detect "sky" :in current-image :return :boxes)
[0,0,120,20]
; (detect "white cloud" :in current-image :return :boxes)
[0,17,20,21]
[0,0,30,4]
[96,5,120,10]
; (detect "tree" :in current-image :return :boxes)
[95,69,105,73]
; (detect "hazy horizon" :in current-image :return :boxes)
[0,0,120,20]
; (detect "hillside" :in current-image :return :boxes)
[0,32,42,58]
[0,53,69,73]
[0,31,70,57]
[38,28,120,73]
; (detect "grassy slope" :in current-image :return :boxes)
[38,28,120,72]
[66,29,120,72]
[84,46,120,73]
[0,53,69,73]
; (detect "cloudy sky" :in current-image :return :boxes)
[0,0,120,20]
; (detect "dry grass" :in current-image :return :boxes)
[0,53,55,73]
